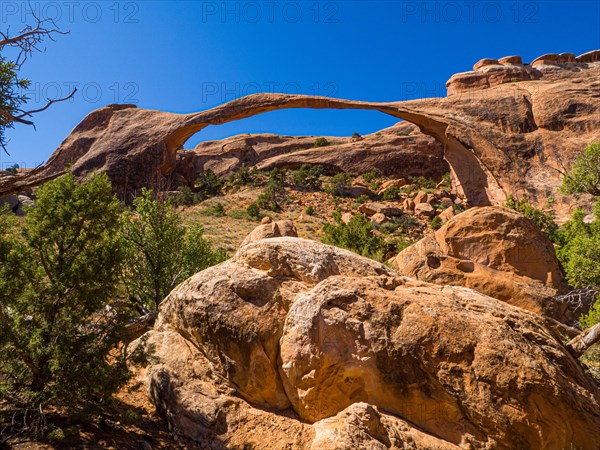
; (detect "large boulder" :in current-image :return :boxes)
[391,206,571,322]
[131,237,600,449]
[279,275,599,448]
[239,219,297,247]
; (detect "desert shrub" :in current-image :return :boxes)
[387,236,414,254]
[373,221,400,234]
[195,169,223,197]
[227,166,259,189]
[504,195,559,242]
[580,295,600,329]
[452,203,465,214]
[362,168,381,184]
[556,145,600,289]
[430,215,443,230]
[201,202,225,216]
[440,172,452,189]
[313,137,330,148]
[5,163,18,174]
[0,173,128,433]
[373,214,418,235]
[121,189,227,313]
[291,164,324,190]
[304,205,315,216]
[175,185,201,206]
[257,170,287,211]
[578,294,600,380]
[555,202,600,289]
[560,142,600,196]
[322,212,387,261]
[409,175,437,190]
[213,202,225,215]
[382,185,400,201]
[352,132,361,139]
[47,428,66,442]
[393,214,418,233]
[355,194,370,205]
[326,172,352,197]
[246,202,261,220]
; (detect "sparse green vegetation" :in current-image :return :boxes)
[440,172,452,189]
[246,202,262,220]
[362,168,381,184]
[176,185,201,206]
[560,143,600,196]
[227,166,259,189]
[304,205,315,215]
[195,169,223,197]
[313,137,330,148]
[409,175,437,191]
[257,169,287,211]
[354,194,370,205]
[430,215,443,230]
[291,164,324,190]
[201,201,225,216]
[322,211,387,261]
[382,185,400,201]
[326,172,352,197]
[580,296,600,330]
[121,189,227,313]
[504,195,559,242]
[555,201,600,289]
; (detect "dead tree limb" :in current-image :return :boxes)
[0,7,75,156]
[566,322,600,358]
[0,8,67,66]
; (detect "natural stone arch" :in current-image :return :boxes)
[0,93,505,206]
[162,94,503,205]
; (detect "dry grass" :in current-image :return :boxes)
[178,186,337,252]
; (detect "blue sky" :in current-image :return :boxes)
[1,0,599,168]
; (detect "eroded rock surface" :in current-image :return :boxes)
[131,237,600,449]
[391,206,571,322]
[180,121,448,181]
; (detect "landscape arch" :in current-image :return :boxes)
[164,94,506,206]
[0,93,507,206]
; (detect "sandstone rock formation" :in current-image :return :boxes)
[391,206,572,322]
[2,50,598,219]
[239,219,297,247]
[180,121,447,180]
[130,237,600,449]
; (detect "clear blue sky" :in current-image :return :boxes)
[1,0,599,168]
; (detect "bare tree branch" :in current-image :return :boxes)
[555,287,600,321]
[0,6,68,67]
[567,322,600,358]
[0,6,74,156]
[15,88,77,119]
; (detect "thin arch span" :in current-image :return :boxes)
[1,93,506,206]
[162,94,504,206]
